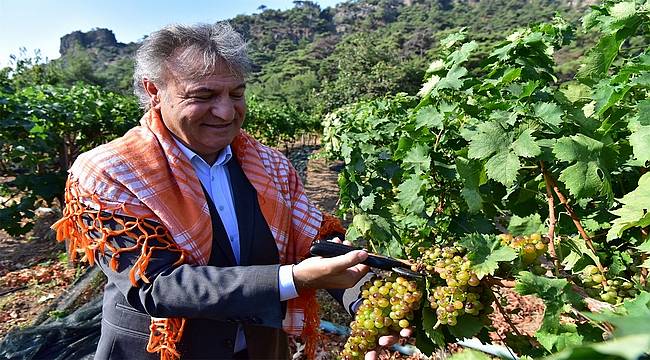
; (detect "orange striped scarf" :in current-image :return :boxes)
[53,109,344,359]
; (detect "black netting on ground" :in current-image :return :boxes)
[0,295,101,360]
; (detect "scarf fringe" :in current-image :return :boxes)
[52,178,188,360]
[300,289,321,359]
[147,317,187,360]
[54,176,334,360]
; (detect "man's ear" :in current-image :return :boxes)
[142,78,162,109]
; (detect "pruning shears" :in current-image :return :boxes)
[309,240,422,279]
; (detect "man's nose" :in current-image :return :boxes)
[211,97,236,121]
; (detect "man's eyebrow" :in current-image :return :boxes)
[187,83,246,93]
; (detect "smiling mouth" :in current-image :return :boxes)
[202,123,231,128]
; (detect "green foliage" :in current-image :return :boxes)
[458,234,518,279]
[544,292,650,360]
[608,172,650,241]
[516,272,586,352]
[244,95,319,147]
[0,83,140,235]
[323,0,650,357]
[448,350,492,360]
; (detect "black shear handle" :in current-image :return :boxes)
[309,241,406,271]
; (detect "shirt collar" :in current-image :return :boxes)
[173,137,232,167]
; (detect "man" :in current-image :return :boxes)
[53,22,405,360]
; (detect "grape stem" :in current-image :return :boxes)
[486,278,515,288]
[541,161,560,276]
[641,228,648,286]
[433,128,445,152]
[544,170,604,275]
[489,288,523,337]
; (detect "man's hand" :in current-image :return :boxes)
[293,239,370,291]
[365,327,413,360]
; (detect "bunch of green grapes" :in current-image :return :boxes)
[341,275,422,360]
[499,233,548,275]
[580,265,636,305]
[412,245,489,327]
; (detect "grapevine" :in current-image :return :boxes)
[325,0,650,358]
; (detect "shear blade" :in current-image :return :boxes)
[392,266,423,279]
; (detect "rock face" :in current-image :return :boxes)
[59,28,130,56]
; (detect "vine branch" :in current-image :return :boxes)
[545,170,603,273]
[489,288,524,340]
[541,161,560,276]
[641,228,649,286]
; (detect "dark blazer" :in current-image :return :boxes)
[91,157,361,360]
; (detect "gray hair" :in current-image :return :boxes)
[133,22,250,109]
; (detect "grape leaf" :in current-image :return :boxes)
[456,157,485,213]
[359,193,375,211]
[461,188,483,213]
[516,272,585,352]
[437,65,468,91]
[534,102,564,128]
[562,83,592,103]
[352,214,372,236]
[485,150,521,187]
[403,143,431,174]
[629,125,650,165]
[415,106,444,130]
[619,292,650,319]
[610,2,636,20]
[500,67,522,85]
[638,99,650,126]
[420,307,446,347]
[515,272,573,300]
[632,72,650,86]
[467,122,508,160]
[440,32,466,49]
[542,334,650,360]
[609,252,631,277]
[448,41,479,66]
[584,292,650,338]
[637,239,650,253]
[447,314,485,339]
[512,129,541,158]
[489,109,518,126]
[459,233,517,278]
[397,175,426,214]
[508,214,545,235]
[558,161,603,199]
[553,135,608,199]
[578,34,623,81]
[607,172,650,240]
[536,329,584,353]
[593,80,628,116]
[448,349,492,360]
[553,134,603,162]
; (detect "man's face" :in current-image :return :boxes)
[155,64,246,164]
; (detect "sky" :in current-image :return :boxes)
[0,0,345,67]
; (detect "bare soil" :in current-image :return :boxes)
[0,213,79,339]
